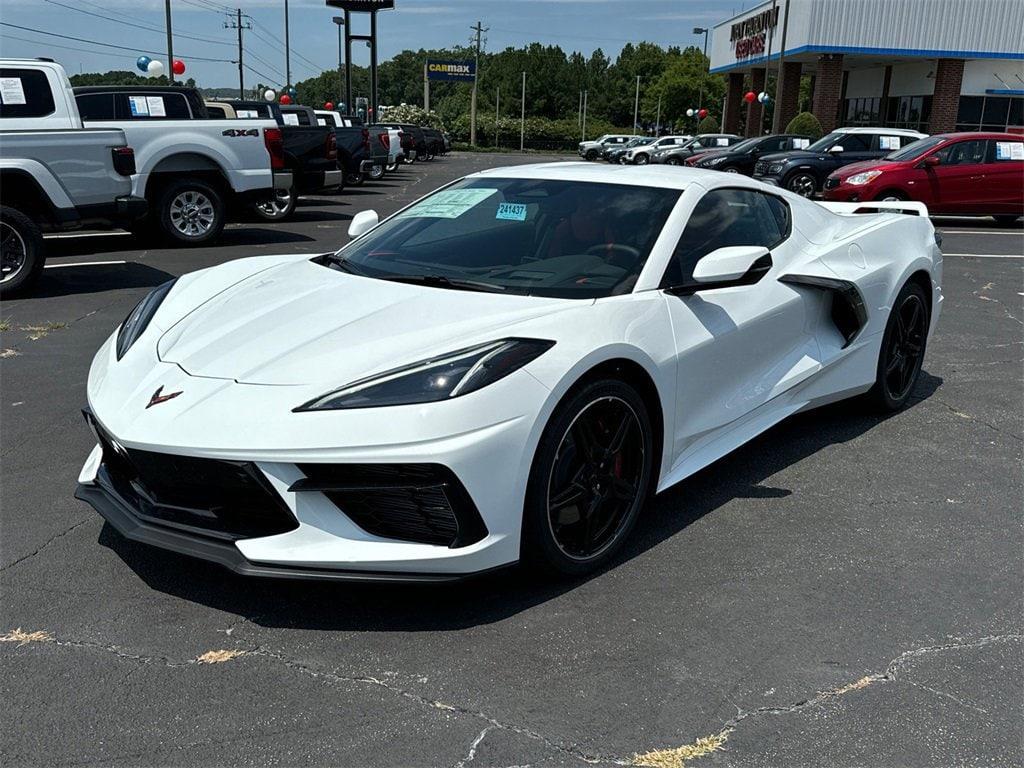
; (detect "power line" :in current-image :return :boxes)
[42,0,234,48]
[0,21,234,63]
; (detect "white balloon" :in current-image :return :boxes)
[264,89,277,102]
[147,60,165,77]
[686,108,695,117]
[758,91,768,103]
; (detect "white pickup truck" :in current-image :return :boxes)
[1,58,147,295]
[6,60,291,247]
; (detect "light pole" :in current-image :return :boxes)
[632,74,640,133]
[332,16,344,111]
[165,0,174,83]
[694,26,709,111]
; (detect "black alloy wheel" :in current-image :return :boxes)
[0,206,44,297]
[665,156,681,166]
[523,380,653,576]
[635,153,650,165]
[786,171,818,198]
[869,281,930,411]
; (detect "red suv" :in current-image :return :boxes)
[823,132,1023,225]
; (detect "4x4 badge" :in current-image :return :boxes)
[147,386,182,409]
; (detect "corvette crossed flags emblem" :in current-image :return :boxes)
[146,385,183,409]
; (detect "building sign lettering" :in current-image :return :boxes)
[731,5,780,59]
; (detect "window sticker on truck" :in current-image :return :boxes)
[128,96,149,116]
[146,96,166,117]
[995,141,1024,161]
[0,77,27,105]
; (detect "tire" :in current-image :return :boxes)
[385,161,399,173]
[585,150,598,161]
[634,153,649,165]
[368,164,385,181]
[522,379,654,577]
[993,214,1021,226]
[876,189,908,202]
[252,185,296,222]
[722,166,740,174]
[155,179,225,246]
[402,153,416,165]
[785,171,818,198]
[345,172,365,186]
[665,157,681,166]
[0,206,45,297]
[867,280,930,412]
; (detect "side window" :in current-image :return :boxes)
[0,68,56,119]
[75,93,114,120]
[942,139,988,165]
[115,93,191,119]
[206,105,227,118]
[662,189,789,287]
[834,134,871,151]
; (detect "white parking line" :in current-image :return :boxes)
[43,231,131,240]
[937,257,1024,264]
[44,260,127,269]
[939,230,1024,235]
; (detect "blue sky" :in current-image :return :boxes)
[0,0,751,88]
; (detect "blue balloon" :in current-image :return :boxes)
[136,56,152,72]
[287,86,297,97]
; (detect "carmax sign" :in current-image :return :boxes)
[426,60,476,82]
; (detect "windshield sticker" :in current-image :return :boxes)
[879,136,901,150]
[146,96,166,117]
[128,96,150,116]
[282,112,300,126]
[236,109,259,119]
[400,188,497,219]
[995,141,1024,161]
[716,138,729,146]
[496,202,528,222]
[793,138,810,149]
[0,77,27,105]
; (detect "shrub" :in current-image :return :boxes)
[377,104,445,130]
[696,115,719,134]
[786,111,823,139]
[448,114,630,151]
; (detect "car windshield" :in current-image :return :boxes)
[724,137,762,153]
[333,178,682,299]
[806,132,846,152]
[885,136,943,160]
[626,137,652,148]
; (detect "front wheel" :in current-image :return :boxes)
[665,157,681,166]
[155,179,225,246]
[0,206,45,297]
[522,380,654,577]
[867,281,930,411]
[634,154,649,165]
[252,186,296,221]
[785,172,818,198]
[876,190,908,202]
[585,150,598,161]
[368,164,385,181]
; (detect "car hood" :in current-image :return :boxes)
[759,150,828,163]
[694,150,732,163]
[157,257,577,386]
[830,159,898,178]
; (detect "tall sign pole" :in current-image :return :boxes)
[759,0,778,133]
[470,20,487,145]
[423,61,430,111]
[369,8,378,120]
[165,0,174,83]
[519,71,526,152]
[326,1,393,118]
[284,0,291,90]
[344,9,352,115]
[333,16,345,108]
[495,87,500,147]
[772,0,792,133]
[633,75,640,133]
[582,89,588,141]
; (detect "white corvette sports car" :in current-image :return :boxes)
[77,164,942,581]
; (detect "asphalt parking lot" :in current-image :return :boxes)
[1,152,1021,768]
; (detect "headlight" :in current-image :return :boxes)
[704,156,728,166]
[846,170,884,186]
[768,162,785,174]
[115,278,177,360]
[295,338,555,411]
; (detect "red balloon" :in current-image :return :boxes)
[171,59,186,76]
[744,91,756,103]
[324,101,334,110]
[698,108,708,119]
[280,94,292,105]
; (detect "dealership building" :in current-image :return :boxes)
[709,0,1024,138]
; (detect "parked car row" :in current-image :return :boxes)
[0,58,454,296]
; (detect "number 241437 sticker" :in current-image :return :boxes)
[496,202,528,221]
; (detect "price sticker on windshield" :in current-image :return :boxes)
[399,188,497,219]
[496,202,528,222]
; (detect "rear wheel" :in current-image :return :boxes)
[155,179,225,246]
[345,172,365,186]
[0,206,44,297]
[368,164,385,181]
[634,153,649,165]
[722,166,740,174]
[786,171,818,198]
[252,185,296,221]
[665,156,681,166]
[585,149,598,161]
[867,281,930,411]
[522,380,654,577]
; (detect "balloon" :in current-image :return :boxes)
[136,56,151,72]
[324,102,334,110]
[698,108,708,119]
[686,108,695,118]
[286,86,297,97]
[263,89,277,102]
[146,60,165,77]
[172,59,186,76]
[744,91,756,103]
[280,94,292,105]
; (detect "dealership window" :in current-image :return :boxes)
[844,97,881,125]
[956,95,1024,132]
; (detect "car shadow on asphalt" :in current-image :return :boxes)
[27,262,176,299]
[97,372,943,630]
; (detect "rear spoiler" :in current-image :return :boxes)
[818,200,929,217]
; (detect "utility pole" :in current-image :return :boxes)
[224,10,251,99]
[772,0,792,133]
[423,61,430,112]
[165,0,174,83]
[333,16,345,109]
[495,87,500,148]
[655,95,662,135]
[759,0,778,133]
[582,89,588,141]
[519,71,526,152]
[632,75,640,134]
[470,20,487,145]
[284,0,291,91]
[578,90,583,128]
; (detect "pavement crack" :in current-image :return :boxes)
[0,518,92,572]
[928,397,1023,443]
[453,726,493,768]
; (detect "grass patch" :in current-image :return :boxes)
[0,320,10,332]
[19,321,67,340]
[196,649,245,664]
[0,348,20,358]
[633,730,731,768]
[1,628,54,646]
